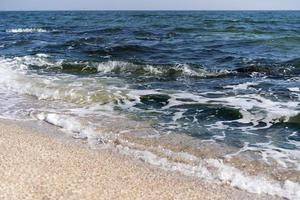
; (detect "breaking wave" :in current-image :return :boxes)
[96,61,230,78]
[0,55,126,105]
[6,28,50,33]
[0,54,300,199]
[5,54,231,79]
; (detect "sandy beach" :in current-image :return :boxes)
[0,120,280,200]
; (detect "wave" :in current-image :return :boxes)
[235,60,300,77]
[6,28,50,33]
[132,150,300,200]
[32,111,300,199]
[0,55,125,105]
[126,89,300,176]
[0,56,299,138]
[128,89,300,131]
[6,54,230,79]
[0,54,298,113]
[1,54,300,198]
[96,61,230,78]
[12,54,300,81]
[3,55,298,131]
[1,55,299,112]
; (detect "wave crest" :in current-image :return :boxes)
[6,55,230,79]
[96,61,230,79]
[6,28,49,33]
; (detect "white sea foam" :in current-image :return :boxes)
[0,55,127,105]
[117,144,300,200]
[223,82,259,90]
[6,28,49,33]
[96,60,230,78]
[127,89,299,130]
[34,112,118,145]
[0,55,300,199]
[289,87,300,92]
[97,61,163,75]
[28,107,300,199]
[30,109,300,199]
[225,142,300,169]
[166,91,299,129]
[1,55,298,169]
[208,159,300,199]
[126,89,300,169]
[44,113,300,199]
[114,137,300,199]
[172,109,186,122]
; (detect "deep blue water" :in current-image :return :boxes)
[1,11,300,64]
[0,11,300,160]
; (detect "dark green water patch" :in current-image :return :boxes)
[235,66,272,73]
[60,62,98,74]
[28,62,98,75]
[286,114,300,127]
[170,103,243,121]
[286,58,300,68]
[139,94,171,108]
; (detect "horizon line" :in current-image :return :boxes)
[0,9,300,12]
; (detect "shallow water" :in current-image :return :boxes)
[0,11,300,199]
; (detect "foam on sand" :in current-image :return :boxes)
[32,111,300,199]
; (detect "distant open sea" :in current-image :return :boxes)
[0,11,300,199]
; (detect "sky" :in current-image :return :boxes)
[1,0,300,11]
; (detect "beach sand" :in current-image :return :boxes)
[0,120,280,200]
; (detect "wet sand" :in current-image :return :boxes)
[0,120,280,200]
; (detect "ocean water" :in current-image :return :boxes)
[0,11,300,198]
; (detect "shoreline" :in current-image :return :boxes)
[0,119,280,200]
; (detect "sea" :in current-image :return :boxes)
[0,11,300,199]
